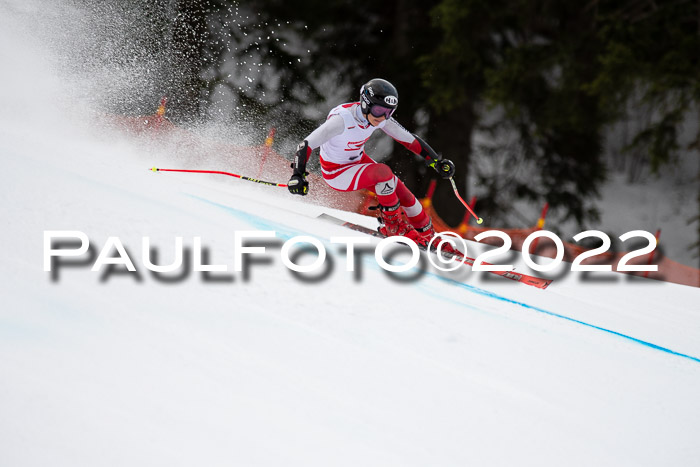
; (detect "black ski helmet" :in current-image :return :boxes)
[360,78,398,118]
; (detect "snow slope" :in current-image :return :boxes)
[2,2,700,466]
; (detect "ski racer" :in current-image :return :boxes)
[287,78,456,247]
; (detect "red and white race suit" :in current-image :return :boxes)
[303,102,428,227]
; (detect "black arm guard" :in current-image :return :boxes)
[412,133,441,165]
[291,140,310,176]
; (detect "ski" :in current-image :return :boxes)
[318,213,553,289]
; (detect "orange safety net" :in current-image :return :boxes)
[529,237,699,288]
[416,182,699,288]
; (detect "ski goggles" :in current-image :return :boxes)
[369,104,396,119]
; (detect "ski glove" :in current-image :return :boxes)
[288,172,309,195]
[430,158,456,179]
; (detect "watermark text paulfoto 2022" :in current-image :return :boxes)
[43,229,658,282]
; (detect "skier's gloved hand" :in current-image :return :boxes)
[413,133,455,179]
[428,158,455,179]
[436,159,455,179]
[288,170,309,196]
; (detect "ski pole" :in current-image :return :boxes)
[150,167,288,188]
[449,177,483,224]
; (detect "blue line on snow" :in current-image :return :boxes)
[428,273,700,365]
[189,193,700,366]
[186,193,302,240]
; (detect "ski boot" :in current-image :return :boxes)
[413,219,463,260]
[373,202,422,242]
